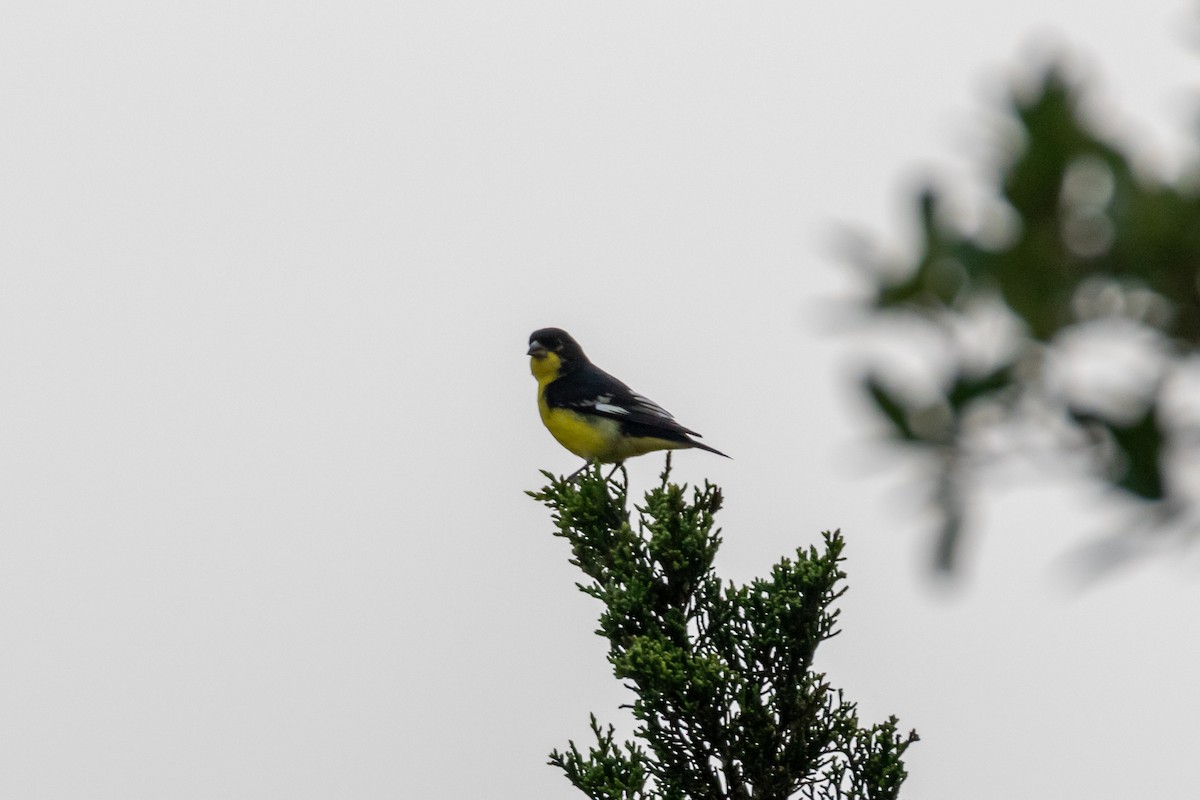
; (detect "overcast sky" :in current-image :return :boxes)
[3,2,1199,798]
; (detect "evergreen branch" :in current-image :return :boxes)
[532,457,918,799]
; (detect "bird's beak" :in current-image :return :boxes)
[527,340,547,357]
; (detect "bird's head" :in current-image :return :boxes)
[528,328,586,381]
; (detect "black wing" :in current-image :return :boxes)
[544,362,704,438]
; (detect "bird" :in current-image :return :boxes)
[527,327,729,477]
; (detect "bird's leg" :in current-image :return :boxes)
[565,461,592,482]
[605,461,625,482]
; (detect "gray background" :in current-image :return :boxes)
[3,2,1198,798]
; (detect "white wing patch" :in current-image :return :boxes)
[585,391,675,420]
[593,401,629,415]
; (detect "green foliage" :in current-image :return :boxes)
[854,62,1200,570]
[529,460,917,800]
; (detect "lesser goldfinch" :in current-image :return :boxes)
[528,327,729,473]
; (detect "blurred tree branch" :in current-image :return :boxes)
[850,60,1200,573]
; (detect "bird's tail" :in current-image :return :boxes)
[687,438,730,459]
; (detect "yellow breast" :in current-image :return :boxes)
[530,352,612,461]
[538,399,624,462]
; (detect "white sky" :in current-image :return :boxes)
[3,2,1199,798]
